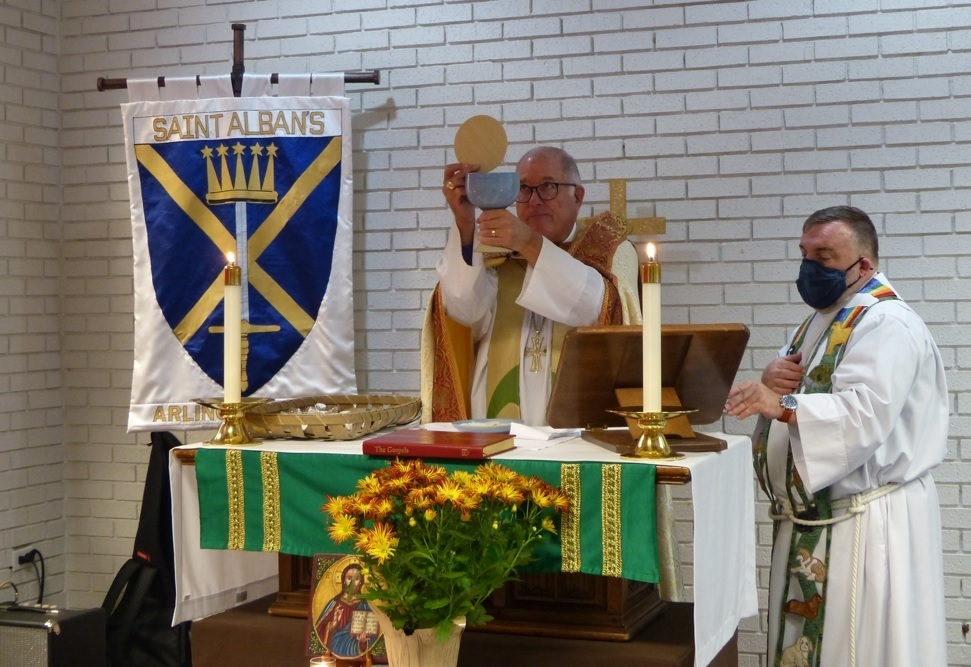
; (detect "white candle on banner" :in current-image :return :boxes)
[642,243,661,413]
[223,252,242,404]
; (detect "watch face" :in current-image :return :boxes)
[780,394,798,411]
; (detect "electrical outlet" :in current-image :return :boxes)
[11,546,35,570]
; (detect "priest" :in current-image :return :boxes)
[421,146,640,425]
[725,206,947,666]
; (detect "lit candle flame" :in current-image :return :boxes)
[647,242,656,262]
[227,251,236,265]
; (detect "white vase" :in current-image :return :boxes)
[371,606,466,667]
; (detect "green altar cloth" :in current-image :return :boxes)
[195,450,659,584]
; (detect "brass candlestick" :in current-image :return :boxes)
[194,397,272,446]
[607,406,695,460]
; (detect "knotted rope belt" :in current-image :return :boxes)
[768,480,912,667]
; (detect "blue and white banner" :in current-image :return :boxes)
[123,86,356,431]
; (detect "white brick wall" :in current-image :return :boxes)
[0,0,66,608]
[0,0,966,662]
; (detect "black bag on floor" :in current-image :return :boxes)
[102,431,192,667]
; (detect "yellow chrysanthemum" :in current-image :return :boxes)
[406,489,432,509]
[496,484,525,505]
[453,492,479,512]
[551,490,571,513]
[386,473,413,493]
[365,522,399,564]
[468,476,495,496]
[389,459,412,476]
[541,516,557,535]
[530,486,554,509]
[322,495,351,518]
[354,498,377,518]
[435,479,463,505]
[423,465,448,485]
[424,508,437,521]
[372,497,394,519]
[357,475,383,495]
[327,513,357,543]
[479,461,517,483]
[452,470,474,486]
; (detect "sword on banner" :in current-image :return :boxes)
[208,142,281,394]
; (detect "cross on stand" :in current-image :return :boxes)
[582,178,666,236]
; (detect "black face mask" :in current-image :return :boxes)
[796,257,863,310]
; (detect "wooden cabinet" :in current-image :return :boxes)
[271,554,664,641]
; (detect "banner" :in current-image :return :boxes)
[123,92,356,431]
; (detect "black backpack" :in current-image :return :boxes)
[102,431,192,667]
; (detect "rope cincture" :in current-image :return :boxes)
[768,482,903,667]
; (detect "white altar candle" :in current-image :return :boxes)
[642,243,661,413]
[223,252,242,404]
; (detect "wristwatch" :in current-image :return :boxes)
[778,394,798,423]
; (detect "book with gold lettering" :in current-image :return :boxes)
[362,428,515,459]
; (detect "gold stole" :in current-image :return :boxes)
[484,259,571,419]
[427,212,628,422]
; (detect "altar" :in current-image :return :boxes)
[169,430,756,666]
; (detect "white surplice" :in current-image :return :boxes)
[435,222,640,426]
[761,273,947,666]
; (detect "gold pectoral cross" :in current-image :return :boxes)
[525,329,547,373]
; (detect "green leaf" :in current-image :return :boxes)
[423,597,452,610]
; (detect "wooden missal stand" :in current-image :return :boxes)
[547,323,750,453]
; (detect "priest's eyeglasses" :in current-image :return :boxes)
[516,182,576,203]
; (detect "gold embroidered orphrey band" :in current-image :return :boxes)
[226,449,245,550]
[560,463,581,572]
[601,463,623,577]
[260,451,282,552]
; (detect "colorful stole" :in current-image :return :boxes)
[754,277,897,667]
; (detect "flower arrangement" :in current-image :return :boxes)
[323,459,571,641]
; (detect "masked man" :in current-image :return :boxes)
[725,206,947,666]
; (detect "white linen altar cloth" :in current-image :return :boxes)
[169,431,757,666]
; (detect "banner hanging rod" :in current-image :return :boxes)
[96,70,380,92]
[95,23,381,96]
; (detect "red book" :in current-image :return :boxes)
[362,428,515,459]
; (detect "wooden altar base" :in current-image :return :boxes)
[191,594,738,667]
[272,555,665,641]
[480,571,665,641]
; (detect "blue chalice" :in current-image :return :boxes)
[466,171,519,210]
[467,172,519,252]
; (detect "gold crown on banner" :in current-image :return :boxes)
[202,142,279,205]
